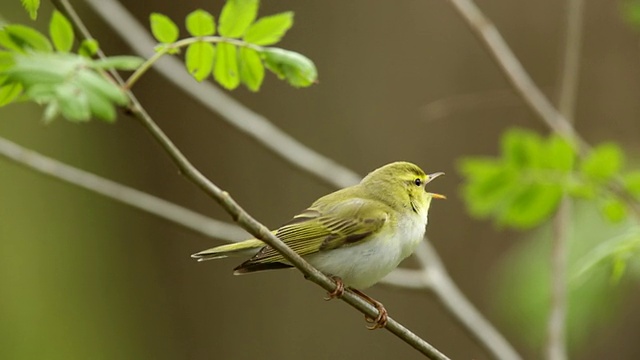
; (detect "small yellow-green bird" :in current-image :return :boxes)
[191,161,445,329]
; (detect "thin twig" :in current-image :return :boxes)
[0,136,248,242]
[547,0,584,359]
[421,88,524,122]
[126,36,260,89]
[83,0,362,190]
[446,0,588,152]
[549,199,570,360]
[51,1,449,358]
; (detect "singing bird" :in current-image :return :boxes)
[192,161,445,329]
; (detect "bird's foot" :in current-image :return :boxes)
[350,288,388,330]
[324,276,345,301]
[364,301,388,330]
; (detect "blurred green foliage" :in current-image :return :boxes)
[622,0,640,27]
[0,10,143,122]
[461,129,640,353]
[492,204,639,354]
[459,128,640,229]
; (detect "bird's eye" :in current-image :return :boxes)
[414,178,422,186]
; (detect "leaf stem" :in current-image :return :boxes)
[125,36,260,89]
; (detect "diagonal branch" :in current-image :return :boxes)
[49,0,449,357]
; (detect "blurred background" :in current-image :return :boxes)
[1,0,640,359]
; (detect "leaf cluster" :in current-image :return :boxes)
[0,11,143,122]
[149,0,317,91]
[459,128,640,229]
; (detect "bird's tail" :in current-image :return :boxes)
[191,239,265,262]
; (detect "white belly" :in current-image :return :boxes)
[305,214,427,289]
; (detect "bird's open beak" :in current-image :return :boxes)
[426,172,446,199]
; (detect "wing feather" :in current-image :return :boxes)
[234,198,389,273]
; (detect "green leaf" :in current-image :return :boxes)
[262,47,317,87]
[238,47,264,91]
[78,39,99,58]
[244,12,293,46]
[600,197,627,223]
[186,9,216,36]
[0,82,23,107]
[21,0,40,20]
[0,51,15,71]
[0,25,52,52]
[91,56,144,71]
[86,89,117,122]
[501,129,543,168]
[76,69,128,105]
[459,158,519,217]
[49,10,74,52]
[580,143,624,182]
[43,101,59,122]
[214,43,239,90]
[622,170,640,199]
[150,13,179,43]
[185,41,215,82]
[218,0,259,38]
[55,82,90,121]
[499,183,563,229]
[544,135,575,172]
[4,53,77,86]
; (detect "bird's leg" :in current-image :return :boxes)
[323,276,345,301]
[349,288,388,330]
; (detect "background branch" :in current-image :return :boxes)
[0,136,248,242]
[447,0,588,152]
[548,0,584,359]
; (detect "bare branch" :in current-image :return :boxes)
[446,0,588,152]
[547,1,584,359]
[0,136,248,242]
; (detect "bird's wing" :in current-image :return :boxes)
[233,198,389,273]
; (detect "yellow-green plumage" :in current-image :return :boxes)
[191,161,444,289]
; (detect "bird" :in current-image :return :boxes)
[191,161,445,329]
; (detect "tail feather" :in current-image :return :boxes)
[191,239,264,262]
